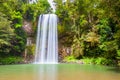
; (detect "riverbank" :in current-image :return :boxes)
[62,57,120,67]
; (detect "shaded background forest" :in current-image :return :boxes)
[0,0,120,66]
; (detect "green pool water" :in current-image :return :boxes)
[0,64,120,80]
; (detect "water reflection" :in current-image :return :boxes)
[0,64,120,80]
[38,64,57,80]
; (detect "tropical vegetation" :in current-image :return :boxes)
[0,0,120,66]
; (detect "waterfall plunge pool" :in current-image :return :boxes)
[0,64,120,80]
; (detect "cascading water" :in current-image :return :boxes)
[34,14,58,64]
[34,0,58,64]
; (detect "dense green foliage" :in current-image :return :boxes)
[0,56,23,65]
[0,0,120,66]
[55,0,120,66]
[0,0,49,64]
[0,13,14,55]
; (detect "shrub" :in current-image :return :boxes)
[81,58,95,64]
[26,44,35,55]
[117,50,120,59]
[81,57,116,66]
[0,56,23,65]
[64,55,77,62]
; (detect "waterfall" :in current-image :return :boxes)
[29,0,58,64]
[34,14,58,64]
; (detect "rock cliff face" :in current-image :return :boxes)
[22,20,35,63]
[58,46,71,62]
[22,21,33,35]
[58,32,74,61]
